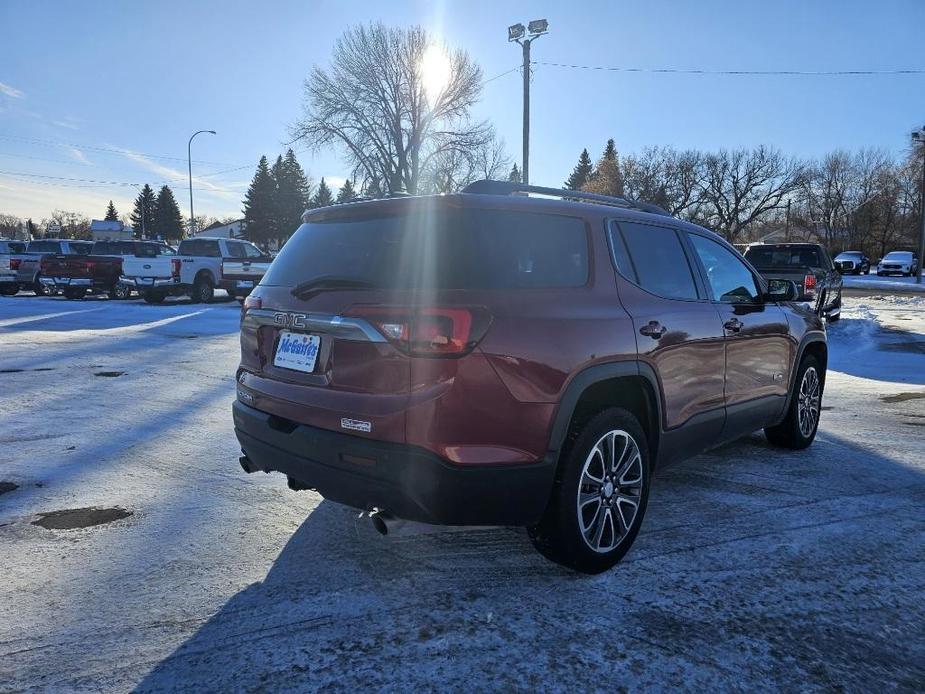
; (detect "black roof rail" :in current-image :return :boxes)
[462,179,671,217]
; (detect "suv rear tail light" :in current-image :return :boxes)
[241,293,262,319]
[803,274,816,296]
[346,305,492,357]
[171,258,182,278]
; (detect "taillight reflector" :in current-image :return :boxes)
[171,258,182,278]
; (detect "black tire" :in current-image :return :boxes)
[0,284,18,296]
[529,407,651,574]
[226,289,237,300]
[765,355,823,450]
[63,287,87,300]
[109,283,131,300]
[192,275,214,303]
[142,290,165,304]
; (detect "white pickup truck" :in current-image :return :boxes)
[0,239,27,295]
[120,236,272,303]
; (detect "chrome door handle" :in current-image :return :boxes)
[724,318,743,333]
[639,321,667,339]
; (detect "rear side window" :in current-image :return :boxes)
[610,221,698,300]
[72,243,92,255]
[178,239,221,257]
[243,243,263,258]
[262,208,589,289]
[225,241,246,258]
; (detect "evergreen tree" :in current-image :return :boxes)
[564,149,593,190]
[584,139,624,197]
[363,177,383,199]
[272,149,312,243]
[335,179,356,203]
[130,184,156,238]
[152,185,184,241]
[104,200,119,221]
[508,163,521,183]
[242,156,277,247]
[312,177,333,207]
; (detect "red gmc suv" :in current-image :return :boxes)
[233,181,826,573]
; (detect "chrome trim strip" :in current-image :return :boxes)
[245,308,386,343]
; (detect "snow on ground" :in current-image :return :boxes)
[0,293,923,691]
[842,273,925,293]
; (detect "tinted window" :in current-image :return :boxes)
[225,241,246,258]
[745,246,822,268]
[177,239,221,257]
[612,222,698,300]
[27,240,62,253]
[92,241,122,255]
[71,242,92,255]
[262,208,588,289]
[2,241,26,253]
[689,234,760,304]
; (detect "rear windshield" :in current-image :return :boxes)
[1,241,26,253]
[92,241,172,256]
[178,239,221,257]
[27,240,62,253]
[745,246,822,268]
[262,208,589,289]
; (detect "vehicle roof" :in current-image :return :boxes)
[747,242,823,248]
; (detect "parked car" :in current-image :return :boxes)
[233,181,827,574]
[120,237,271,304]
[0,239,27,296]
[16,239,94,296]
[38,240,177,300]
[833,250,870,275]
[744,242,843,321]
[877,251,919,277]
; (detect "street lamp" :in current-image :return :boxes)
[188,129,216,236]
[508,18,549,185]
[913,126,925,284]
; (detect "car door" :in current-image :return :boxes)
[685,231,793,439]
[609,220,727,457]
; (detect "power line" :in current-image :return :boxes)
[484,65,522,84]
[534,61,925,76]
[0,170,245,193]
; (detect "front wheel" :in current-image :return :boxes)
[142,290,165,304]
[529,408,651,574]
[109,283,132,300]
[63,287,87,300]
[765,355,823,449]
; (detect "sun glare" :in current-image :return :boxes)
[421,43,452,104]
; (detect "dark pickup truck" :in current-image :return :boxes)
[744,242,843,321]
[17,239,94,296]
[40,240,176,300]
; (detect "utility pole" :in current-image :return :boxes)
[913,126,925,284]
[508,19,548,186]
[188,129,216,236]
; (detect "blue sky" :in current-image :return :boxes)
[1,0,924,222]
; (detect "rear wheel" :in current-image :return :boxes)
[0,284,18,296]
[765,355,823,449]
[192,275,214,303]
[34,278,54,296]
[529,408,651,574]
[142,290,165,304]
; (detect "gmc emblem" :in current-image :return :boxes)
[274,312,306,329]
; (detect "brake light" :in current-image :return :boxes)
[10,259,20,270]
[346,305,491,357]
[171,258,182,278]
[803,274,816,296]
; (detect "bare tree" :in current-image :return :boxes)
[621,147,704,217]
[42,210,91,239]
[698,146,804,242]
[292,23,492,195]
[423,134,510,193]
[0,213,24,237]
[798,150,858,248]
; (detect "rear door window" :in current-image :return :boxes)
[225,241,246,258]
[609,221,699,300]
[262,208,589,289]
[178,239,221,257]
[243,242,263,259]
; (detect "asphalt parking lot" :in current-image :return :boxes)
[1,293,923,691]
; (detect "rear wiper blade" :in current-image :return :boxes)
[291,276,376,297]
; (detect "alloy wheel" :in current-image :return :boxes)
[576,429,644,553]
[797,366,821,438]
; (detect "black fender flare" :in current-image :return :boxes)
[782,332,827,414]
[545,360,663,458]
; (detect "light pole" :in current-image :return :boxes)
[508,19,548,185]
[912,126,925,284]
[188,129,216,236]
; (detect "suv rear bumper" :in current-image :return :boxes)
[232,400,556,526]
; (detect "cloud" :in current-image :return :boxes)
[51,119,80,130]
[112,146,235,198]
[0,81,24,98]
[67,147,92,165]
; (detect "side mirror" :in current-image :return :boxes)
[767,279,798,302]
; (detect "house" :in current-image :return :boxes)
[191,219,244,239]
[90,220,133,241]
